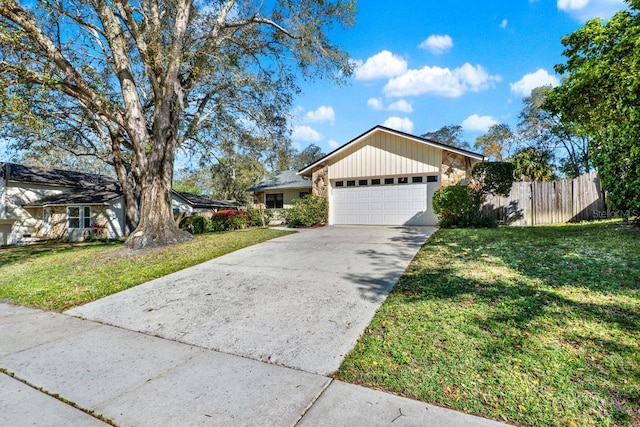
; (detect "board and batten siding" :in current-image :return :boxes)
[328,131,441,180]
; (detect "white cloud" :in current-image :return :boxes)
[557,0,626,21]
[305,106,335,124]
[461,114,498,132]
[419,34,453,54]
[383,116,414,133]
[500,19,508,29]
[328,139,339,149]
[388,100,414,113]
[510,69,560,97]
[383,63,501,98]
[353,50,408,81]
[367,98,384,110]
[292,125,323,142]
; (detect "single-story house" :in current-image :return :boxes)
[296,125,485,226]
[0,163,233,246]
[172,191,237,214]
[249,170,312,209]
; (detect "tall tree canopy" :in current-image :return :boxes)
[422,125,471,150]
[519,86,591,178]
[474,123,514,161]
[291,143,325,171]
[547,1,640,215]
[0,0,355,248]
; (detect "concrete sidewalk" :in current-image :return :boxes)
[1,303,507,426]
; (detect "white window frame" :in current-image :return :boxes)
[67,206,93,230]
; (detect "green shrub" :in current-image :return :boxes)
[471,161,515,197]
[210,210,249,232]
[432,185,481,228]
[178,215,212,235]
[248,207,274,227]
[283,195,328,228]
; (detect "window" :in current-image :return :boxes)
[384,178,394,185]
[398,177,408,184]
[67,206,92,229]
[359,179,368,186]
[412,176,423,183]
[335,181,344,187]
[371,179,381,185]
[83,207,92,228]
[299,191,310,199]
[265,193,284,209]
[427,175,439,183]
[346,180,356,187]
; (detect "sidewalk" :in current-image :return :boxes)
[0,302,508,426]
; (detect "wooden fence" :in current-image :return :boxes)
[481,172,607,226]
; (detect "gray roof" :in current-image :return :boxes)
[174,191,237,209]
[23,187,122,207]
[2,163,118,188]
[249,170,311,191]
[5,163,239,209]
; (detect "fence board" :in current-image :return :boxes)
[482,172,605,226]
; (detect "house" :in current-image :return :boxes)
[249,170,312,209]
[296,125,485,226]
[172,191,237,214]
[0,163,233,246]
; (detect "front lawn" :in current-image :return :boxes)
[0,228,292,311]
[338,221,640,426]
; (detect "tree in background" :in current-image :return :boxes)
[422,125,471,150]
[0,0,355,248]
[474,124,515,161]
[547,2,640,216]
[507,148,557,182]
[520,86,591,178]
[291,144,326,171]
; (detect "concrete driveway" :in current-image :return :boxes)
[67,226,436,375]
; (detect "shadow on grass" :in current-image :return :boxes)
[384,223,640,424]
[0,241,122,267]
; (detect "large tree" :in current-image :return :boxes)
[547,1,640,215]
[519,86,591,178]
[422,125,471,150]
[0,0,355,248]
[291,143,325,171]
[474,123,514,161]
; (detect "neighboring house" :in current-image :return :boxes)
[172,191,237,214]
[249,170,312,209]
[297,125,485,226]
[0,163,232,246]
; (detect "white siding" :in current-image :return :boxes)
[328,132,441,180]
[172,194,194,214]
[105,197,126,239]
[4,182,74,244]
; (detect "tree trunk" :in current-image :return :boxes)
[124,155,192,250]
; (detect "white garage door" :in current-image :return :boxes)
[332,182,439,226]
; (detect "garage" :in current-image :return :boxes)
[297,126,485,226]
[331,179,439,226]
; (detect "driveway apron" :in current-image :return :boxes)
[67,226,435,376]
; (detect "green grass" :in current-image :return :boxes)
[0,228,292,311]
[338,221,640,426]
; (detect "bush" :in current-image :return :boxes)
[247,207,274,227]
[283,195,328,228]
[178,215,212,235]
[432,185,481,228]
[471,162,515,198]
[210,210,249,232]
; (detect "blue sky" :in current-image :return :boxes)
[289,0,628,154]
